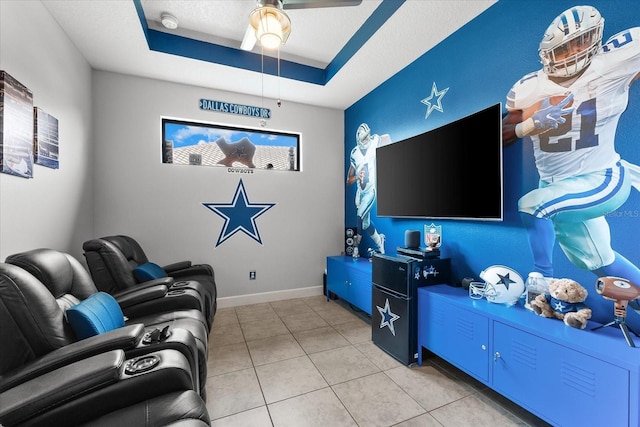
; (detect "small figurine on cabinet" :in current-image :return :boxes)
[351,234,362,259]
[424,223,442,251]
[530,278,592,329]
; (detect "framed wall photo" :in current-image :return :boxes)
[162,118,300,171]
[34,107,59,169]
[0,70,34,178]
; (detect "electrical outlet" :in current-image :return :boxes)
[249,271,256,280]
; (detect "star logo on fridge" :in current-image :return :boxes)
[376,298,400,336]
[423,265,439,278]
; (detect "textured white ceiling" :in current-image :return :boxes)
[42,0,496,109]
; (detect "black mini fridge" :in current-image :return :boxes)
[371,253,450,365]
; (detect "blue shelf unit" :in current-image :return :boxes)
[417,285,640,427]
[326,256,372,315]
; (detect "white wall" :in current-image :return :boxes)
[92,71,345,304]
[0,1,345,305]
[0,1,93,261]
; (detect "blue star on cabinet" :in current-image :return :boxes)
[202,179,275,247]
[376,298,400,336]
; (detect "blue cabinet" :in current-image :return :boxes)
[417,292,489,382]
[492,321,628,427]
[418,285,640,427]
[326,256,372,315]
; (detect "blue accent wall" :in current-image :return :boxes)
[345,0,640,329]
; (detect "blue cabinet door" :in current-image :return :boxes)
[349,268,372,315]
[418,290,490,383]
[493,321,629,427]
[326,257,372,314]
[326,257,349,300]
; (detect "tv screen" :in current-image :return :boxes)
[375,103,503,220]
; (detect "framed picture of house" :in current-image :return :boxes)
[0,70,34,178]
[162,118,300,172]
[34,107,59,169]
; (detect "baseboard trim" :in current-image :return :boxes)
[217,285,324,308]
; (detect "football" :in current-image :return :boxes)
[595,276,640,301]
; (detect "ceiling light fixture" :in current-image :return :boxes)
[243,0,290,118]
[249,0,291,50]
[160,13,178,30]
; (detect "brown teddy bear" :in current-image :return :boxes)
[530,278,592,329]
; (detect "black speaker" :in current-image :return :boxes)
[461,277,476,290]
[404,230,420,249]
[345,227,357,255]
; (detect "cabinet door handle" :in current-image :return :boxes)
[481,344,486,351]
[493,352,501,362]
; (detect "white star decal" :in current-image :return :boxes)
[553,300,566,312]
[423,265,439,278]
[421,82,449,119]
[376,298,400,336]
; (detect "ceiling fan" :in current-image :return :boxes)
[240,0,363,51]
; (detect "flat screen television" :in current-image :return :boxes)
[375,103,503,220]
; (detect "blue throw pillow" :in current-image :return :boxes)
[66,292,125,340]
[133,262,167,282]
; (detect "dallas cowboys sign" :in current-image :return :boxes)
[200,99,271,119]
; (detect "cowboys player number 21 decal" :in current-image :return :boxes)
[538,97,597,152]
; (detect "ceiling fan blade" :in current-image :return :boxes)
[282,0,362,10]
[240,23,257,51]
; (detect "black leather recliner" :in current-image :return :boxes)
[0,262,210,426]
[5,249,209,397]
[82,236,216,328]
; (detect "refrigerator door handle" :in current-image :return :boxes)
[374,284,410,300]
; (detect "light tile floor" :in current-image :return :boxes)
[205,295,551,427]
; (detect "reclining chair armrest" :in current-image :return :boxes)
[130,327,200,393]
[0,325,145,392]
[0,350,124,426]
[113,277,173,297]
[21,349,196,426]
[120,288,205,321]
[168,266,215,279]
[162,261,192,272]
[114,284,170,309]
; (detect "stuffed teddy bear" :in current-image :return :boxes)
[530,278,592,329]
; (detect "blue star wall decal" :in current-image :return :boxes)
[376,298,400,336]
[420,82,449,120]
[202,179,275,247]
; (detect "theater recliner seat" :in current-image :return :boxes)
[82,236,216,328]
[5,249,209,397]
[0,263,210,426]
[77,390,210,427]
[76,390,210,426]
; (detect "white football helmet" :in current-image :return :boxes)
[539,5,603,78]
[470,265,525,306]
[356,123,371,150]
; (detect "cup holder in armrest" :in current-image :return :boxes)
[142,326,172,344]
[124,355,160,375]
[167,289,186,296]
[171,281,190,288]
